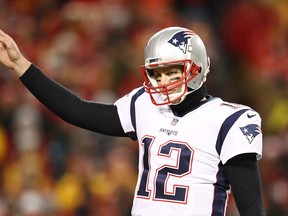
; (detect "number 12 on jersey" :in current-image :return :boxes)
[137,136,194,203]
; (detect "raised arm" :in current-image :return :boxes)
[0,29,126,137]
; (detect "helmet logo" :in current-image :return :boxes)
[167,30,194,54]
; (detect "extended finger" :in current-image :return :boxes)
[0,30,12,44]
[0,30,7,40]
[0,37,6,51]
[0,30,7,45]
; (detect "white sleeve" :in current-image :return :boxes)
[114,88,141,133]
[220,110,263,164]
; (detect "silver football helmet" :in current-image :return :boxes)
[141,26,210,106]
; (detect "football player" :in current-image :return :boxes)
[0,27,266,216]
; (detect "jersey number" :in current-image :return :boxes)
[137,136,194,203]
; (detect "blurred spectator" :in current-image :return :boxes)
[0,0,287,215]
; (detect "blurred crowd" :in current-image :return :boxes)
[0,0,287,215]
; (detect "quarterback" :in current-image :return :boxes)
[0,27,266,216]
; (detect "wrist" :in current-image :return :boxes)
[13,57,32,77]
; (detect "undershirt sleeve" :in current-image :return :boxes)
[20,64,127,137]
[225,153,266,216]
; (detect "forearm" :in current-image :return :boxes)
[225,154,266,216]
[20,64,126,136]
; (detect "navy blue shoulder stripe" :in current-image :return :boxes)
[128,87,145,141]
[216,109,249,155]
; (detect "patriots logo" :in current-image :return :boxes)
[240,124,262,144]
[167,30,194,54]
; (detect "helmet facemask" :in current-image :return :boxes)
[141,60,200,106]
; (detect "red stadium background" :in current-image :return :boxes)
[0,0,287,215]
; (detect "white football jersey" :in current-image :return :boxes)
[115,87,263,216]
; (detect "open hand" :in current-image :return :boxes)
[0,29,31,76]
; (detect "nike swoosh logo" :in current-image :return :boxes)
[247,113,256,118]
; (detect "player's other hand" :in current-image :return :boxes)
[0,29,31,77]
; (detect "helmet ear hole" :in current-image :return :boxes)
[147,69,154,77]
